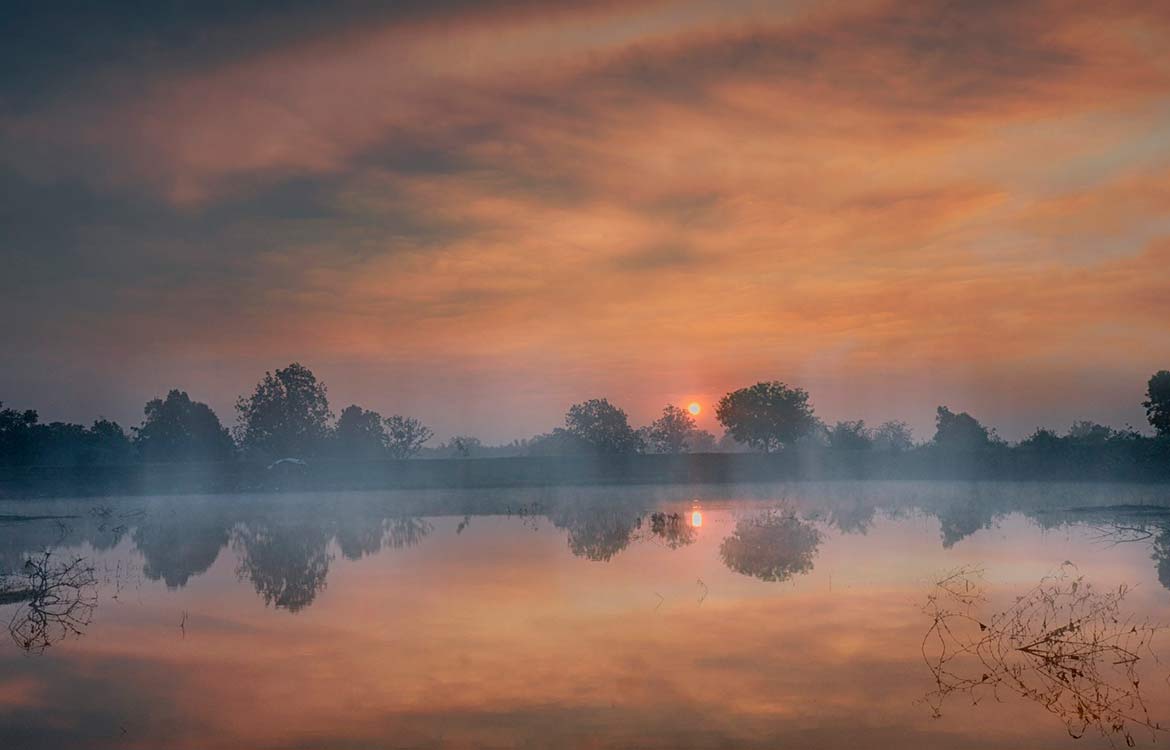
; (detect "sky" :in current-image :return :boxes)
[2,0,1169,443]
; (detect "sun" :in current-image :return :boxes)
[687,402,701,416]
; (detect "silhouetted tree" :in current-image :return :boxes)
[525,428,594,456]
[872,420,914,452]
[384,415,433,459]
[134,390,234,462]
[719,509,822,581]
[333,405,388,460]
[0,414,134,467]
[715,381,816,453]
[564,398,643,454]
[84,419,134,464]
[1018,427,1063,451]
[1066,420,1118,445]
[235,363,332,459]
[933,406,995,451]
[642,405,696,453]
[687,429,719,452]
[446,435,481,458]
[32,422,89,465]
[827,420,872,450]
[0,402,39,465]
[1142,371,1170,437]
[716,432,751,453]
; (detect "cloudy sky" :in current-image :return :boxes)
[2,0,1169,442]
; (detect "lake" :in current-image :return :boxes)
[1,481,1169,749]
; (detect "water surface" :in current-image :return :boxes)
[1,481,1169,749]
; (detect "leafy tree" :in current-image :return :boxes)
[564,398,643,454]
[446,435,481,458]
[716,432,751,453]
[827,420,872,450]
[1066,420,1117,445]
[384,415,433,459]
[29,421,88,465]
[687,429,719,452]
[642,405,697,453]
[85,419,134,464]
[525,428,593,456]
[715,381,816,453]
[235,363,332,459]
[1018,427,1063,451]
[135,390,234,462]
[332,405,387,460]
[0,402,40,465]
[1143,370,1170,437]
[933,406,995,451]
[872,420,914,452]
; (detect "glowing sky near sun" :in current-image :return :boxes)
[2,1,1169,440]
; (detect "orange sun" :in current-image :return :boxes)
[687,402,701,416]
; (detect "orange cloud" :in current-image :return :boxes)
[1,0,1169,438]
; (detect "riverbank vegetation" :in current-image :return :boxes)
[2,365,1168,487]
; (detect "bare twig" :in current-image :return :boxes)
[922,564,1166,747]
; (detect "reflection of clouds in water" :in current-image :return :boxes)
[2,485,1170,749]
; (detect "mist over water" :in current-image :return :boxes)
[2,482,1169,749]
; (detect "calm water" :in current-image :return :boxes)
[1,481,1169,749]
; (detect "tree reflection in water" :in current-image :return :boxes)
[232,524,333,613]
[233,515,434,611]
[648,512,697,550]
[3,551,97,653]
[384,517,433,550]
[719,509,822,582]
[922,564,1166,747]
[547,502,641,562]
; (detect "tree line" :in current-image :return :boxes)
[1,364,1168,466]
[0,363,432,466]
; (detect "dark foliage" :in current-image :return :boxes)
[235,363,332,459]
[1144,370,1170,437]
[564,398,644,455]
[135,389,234,462]
[715,382,816,453]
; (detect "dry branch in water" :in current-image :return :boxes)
[922,564,1166,747]
[6,551,98,653]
